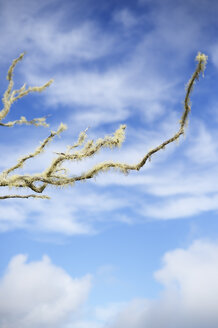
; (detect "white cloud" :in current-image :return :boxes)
[30,21,114,63]
[184,120,218,164]
[95,302,127,323]
[0,0,188,129]
[210,43,218,69]
[22,57,176,127]
[0,0,114,65]
[1,114,218,231]
[141,194,218,219]
[106,239,218,328]
[113,9,138,28]
[0,0,214,129]
[70,106,130,129]
[69,301,128,328]
[8,239,215,328]
[1,0,218,232]
[0,183,130,234]
[0,254,92,328]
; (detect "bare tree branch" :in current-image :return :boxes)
[0,52,208,199]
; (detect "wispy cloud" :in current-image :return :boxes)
[1,1,218,327]
[1,0,218,234]
[113,8,139,28]
[1,114,218,232]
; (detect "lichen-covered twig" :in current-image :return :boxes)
[0,52,208,199]
[0,52,53,126]
[0,194,50,200]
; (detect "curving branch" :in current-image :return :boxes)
[0,52,208,199]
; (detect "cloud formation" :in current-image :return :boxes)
[0,254,92,328]
[2,240,218,328]
[106,239,218,328]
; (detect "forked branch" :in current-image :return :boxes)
[0,52,208,199]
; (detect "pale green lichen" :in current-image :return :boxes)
[0,52,207,199]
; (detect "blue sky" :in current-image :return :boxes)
[1,0,218,327]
